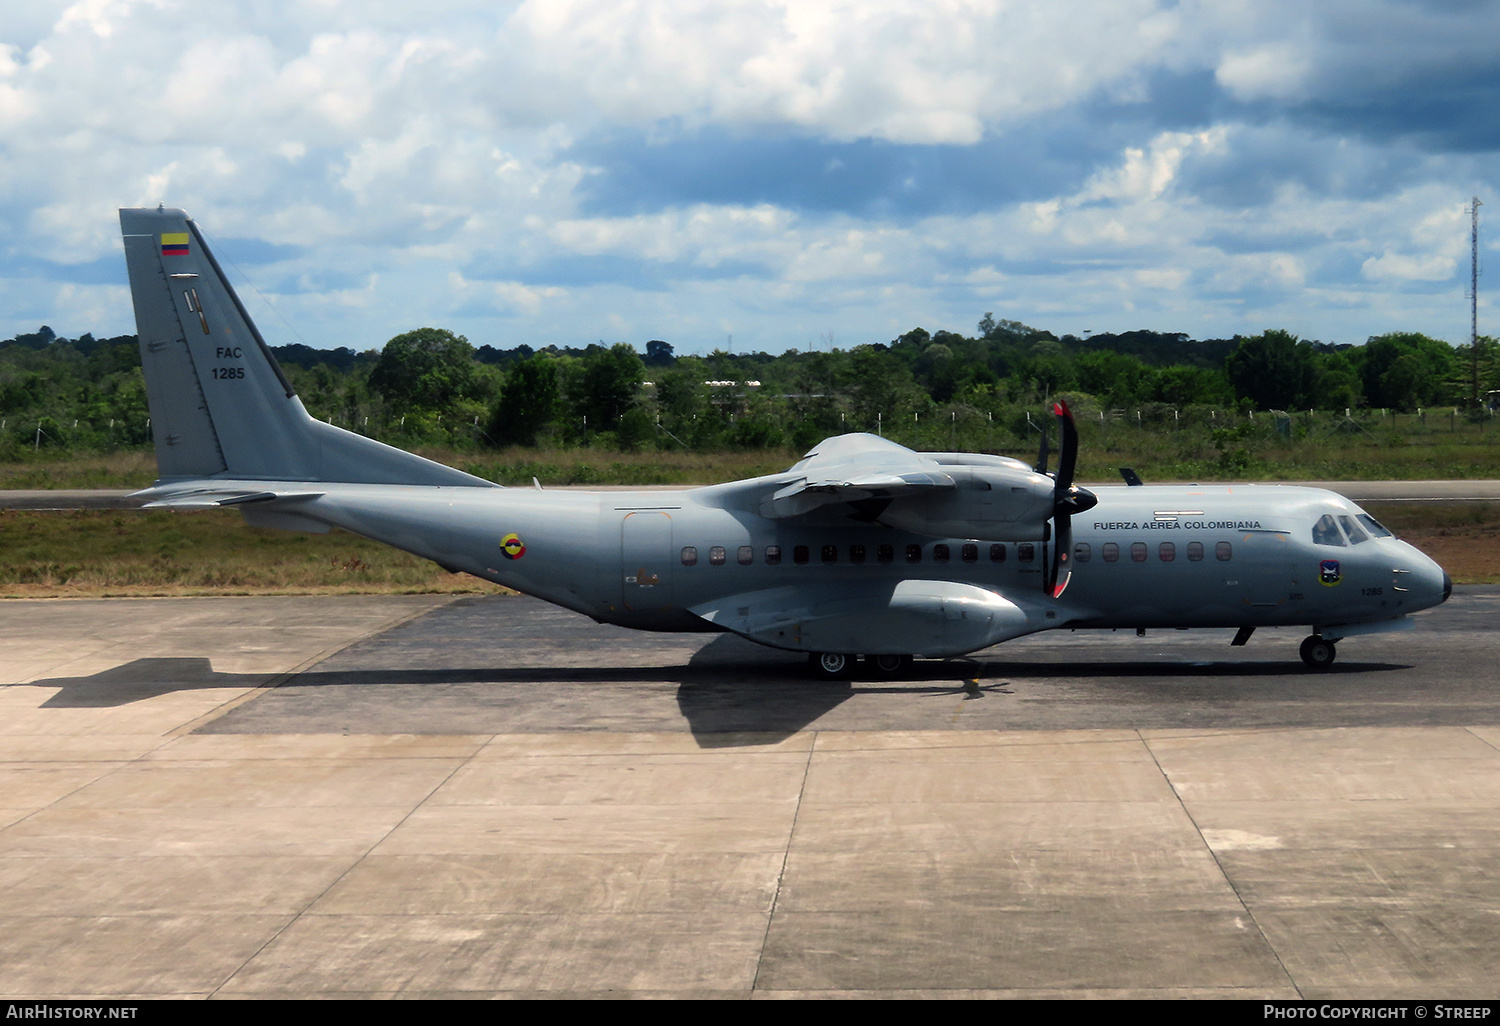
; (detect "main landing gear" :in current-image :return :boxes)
[1299,635,1336,669]
[808,652,913,680]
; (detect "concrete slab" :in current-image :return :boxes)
[788,801,1205,853]
[311,852,783,915]
[755,908,1289,993]
[427,751,811,806]
[0,855,353,915]
[373,803,800,856]
[1253,908,1500,999]
[218,910,770,996]
[775,849,1240,913]
[0,913,294,998]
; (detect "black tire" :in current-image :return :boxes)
[810,652,854,679]
[1300,636,1336,669]
[866,653,911,677]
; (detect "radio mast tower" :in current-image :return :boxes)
[1471,196,1483,400]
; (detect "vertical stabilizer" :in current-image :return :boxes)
[119,207,493,488]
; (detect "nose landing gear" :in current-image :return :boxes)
[1299,635,1336,669]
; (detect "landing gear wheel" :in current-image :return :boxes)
[810,652,854,679]
[1299,636,1336,669]
[866,653,913,678]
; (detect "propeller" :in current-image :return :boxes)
[1045,400,1097,598]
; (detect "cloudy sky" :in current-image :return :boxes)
[3,0,1499,355]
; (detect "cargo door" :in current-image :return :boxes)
[620,511,674,610]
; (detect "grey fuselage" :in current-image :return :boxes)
[203,475,1449,658]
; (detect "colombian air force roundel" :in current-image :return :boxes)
[500,533,526,560]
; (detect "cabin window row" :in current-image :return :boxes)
[679,540,1236,567]
[679,542,1030,566]
[1072,540,1232,563]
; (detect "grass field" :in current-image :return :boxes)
[0,509,509,598]
[8,412,1500,492]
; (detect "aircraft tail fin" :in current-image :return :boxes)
[119,206,492,488]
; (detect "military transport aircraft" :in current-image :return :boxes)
[119,206,1451,678]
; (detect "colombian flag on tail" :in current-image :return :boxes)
[161,232,189,257]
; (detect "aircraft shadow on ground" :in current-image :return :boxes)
[21,628,1411,741]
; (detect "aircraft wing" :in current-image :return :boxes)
[751,433,1058,540]
[765,434,957,516]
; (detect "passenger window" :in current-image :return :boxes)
[821,544,837,563]
[765,545,782,565]
[1187,541,1204,561]
[1338,515,1369,545]
[680,546,698,566]
[933,543,950,563]
[709,546,726,566]
[1312,514,1345,547]
[961,543,978,563]
[989,543,1006,563]
[1017,543,1035,563]
[850,544,866,564]
[1159,542,1175,562]
[1130,542,1147,562]
[1102,542,1119,563]
[878,544,894,564]
[1074,542,1091,563]
[738,545,754,565]
[794,545,810,565]
[905,544,922,564]
[1216,541,1233,561]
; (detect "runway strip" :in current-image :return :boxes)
[1,593,1498,998]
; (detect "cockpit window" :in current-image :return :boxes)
[1356,513,1393,538]
[1312,514,1345,547]
[1337,514,1369,545]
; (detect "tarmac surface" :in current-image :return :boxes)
[3,589,1500,998]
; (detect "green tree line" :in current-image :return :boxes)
[4,317,1498,459]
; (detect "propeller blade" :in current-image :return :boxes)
[1050,514,1072,598]
[1045,400,1094,598]
[1053,400,1077,492]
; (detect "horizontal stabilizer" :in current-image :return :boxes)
[131,483,326,509]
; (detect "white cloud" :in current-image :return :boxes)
[1362,251,1457,283]
[1215,45,1313,101]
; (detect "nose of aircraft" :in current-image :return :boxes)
[1401,542,1451,610]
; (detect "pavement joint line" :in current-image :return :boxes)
[206,729,500,999]
[751,727,819,993]
[164,595,460,739]
[1138,728,1304,998]
[1464,725,1500,754]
